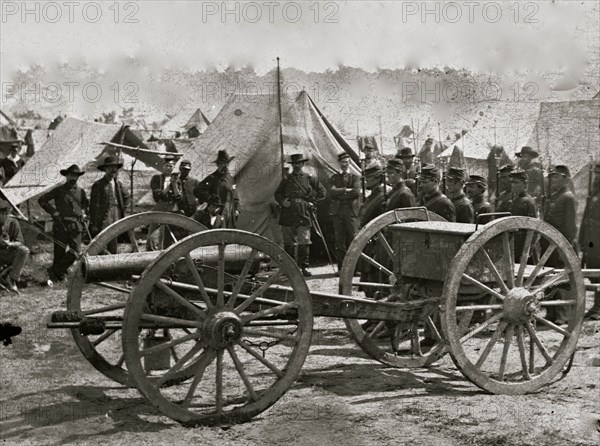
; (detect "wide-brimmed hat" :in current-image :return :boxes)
[60,164,85,177]
[214,150,235,164]
[515,146,539,158]
[548,165,571,178]
[396,147,415,158]
[466,175,487,187]
[446,167,466,181]
[0,199,11,211]
[288,153,309,164]
[207,194,224,207]
[97,156,124,171]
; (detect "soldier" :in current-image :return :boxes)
[465,175,492,222]
[177,159,200,217]
[495,164,515,213]
[193,194,225,229]
[362,144,383,170]
[89,156,130,253]
[509,171,538,260]
[147,155,182,250]
[445,167,473,223]
[360,165,387,227]
[385,159,415,210]
[0,199,30,293]
[328,152,360,272]
[38,164,89,283]
[544,165,577,325]
[194,150,240,228]
[516,146,544,206]
[581,163,600,320]
[274,153,326,277]
[395,147,418,196]
[418,165,455,222]
[0,142,25,184]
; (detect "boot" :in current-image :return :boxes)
[585,291,600,320]
[298,245,312,277]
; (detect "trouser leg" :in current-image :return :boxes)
[298,245,310,269]
[281,226,297,261]
[332,215,345,269]
[9,246,29,281]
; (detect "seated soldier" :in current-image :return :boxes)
[193,194,225,229]
[0,199,30,293]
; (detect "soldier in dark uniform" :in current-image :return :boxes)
[516,146,544,210]
[89,156,130,253]
[0,142,25,184]
[274,153,326,277]
[418,165,455,222]
[385,159,415,210]
[466,175,492,222]
[0,199,30,293]
[38,164,89,283]
[193,194,225,229]
[194,150,240,228]
[177,159,200,217]
[360,165,388,227]
[508,171,538,261]
[445,167,473,223]
[544,165,577,325]
[395,147,418,196]
[581,163,600,320]
[328,152,360,272]
[495,164,515,213]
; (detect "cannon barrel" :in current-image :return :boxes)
[81,245,268,282]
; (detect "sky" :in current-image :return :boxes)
[1,0,598,77]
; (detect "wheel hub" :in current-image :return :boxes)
[203,311,243,349]
[503,287,539,324]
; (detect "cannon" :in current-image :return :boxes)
[45,209,587,426]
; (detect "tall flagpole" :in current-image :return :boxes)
[276,57,285,180]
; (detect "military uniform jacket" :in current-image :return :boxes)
[451,194,474,223]
[151,174,181,204]
[579,187,600,267]
[90,176,130,230]
[178,175,200,217]
[194,169,240,227]
[544,186,577,244]
[386,182,415,211]
[275,172,326,227]
[360,186,386,227]
[472,194,492,216]
[0,157,24,184]
[38,183,89,232]
[328,171,360,217]
[509,192,537,217]
[0,216,24,245]
[419,190,455,222]
[495,191,513,213]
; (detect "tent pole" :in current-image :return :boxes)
[276,57,285,180]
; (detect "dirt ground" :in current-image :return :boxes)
[1,264,599,446]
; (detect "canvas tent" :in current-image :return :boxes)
[179,90,358,246]
[1,116,166,206]
[163,106,211,136]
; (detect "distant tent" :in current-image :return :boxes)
[1,117,164,206]
[163,106,211,136]
[178,90,358,248]
[394,125,415,150]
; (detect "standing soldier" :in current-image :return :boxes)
[0,199,30,293]
[508,171,538,260]
[516,146,544,207]
[544,165,577,325]
[445,167,473,223]
[465,175,492,221]
[194,150,240,228]
[177,159,200,217]
[274,153,326,277]
[0,142,25,184]
[581,163,600,320]
[395,147,418,196]
[360,165,388,227]
[362,144,383,170]
[328,153,360,273]
[89,156,130,253]
[418,165,455,222]
[385,159,415,210]
[38,164,89,283]
[495,164,515,212]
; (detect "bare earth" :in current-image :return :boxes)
[1,265,599,446]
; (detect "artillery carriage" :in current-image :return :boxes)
[42,209,586,426]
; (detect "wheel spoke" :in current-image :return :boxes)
[127,229,140,252]
[516,230,535,286]
[227,249,259,308]
[91,329,118,347]
[475,321,508,368]
[359,252,394,277]
[139,331,202,356]
[182,348,217,407]
[170,347,179,363]
[524,321,553,365]
[243,328,297,342]
[167,226,178,244]
[425,316,442,342]
[515,325,531,380]
[237,340,284,377]
[481,248,509,294]
[498,324,514,381]
[456,304,503,311]
[460,311,504,342]
[215,349,224,414]
[533,315,570,337]
[501,232,515,289]
[217,243,226,307]
[234,270,283,314]
[367,320,386,338]
[241,302,298,324]
[184,254,215,311]
[83,302,126,316]
[227,345,258,402]
[539,299,576,307]
[141,313,203,328]
[376,232,395,261]
[154,281,206,319]
[524,242,557,287]
[156,342,205,387]
[530,270,570,295]
[461,274,505,301]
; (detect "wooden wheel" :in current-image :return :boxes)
[441,216,585,394]
[122,229,313,426]
[340,208,447,368]
[66,212,206,386]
